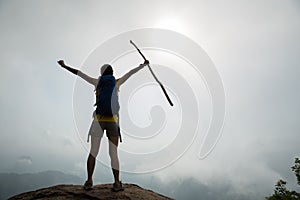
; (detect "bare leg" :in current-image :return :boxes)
[87,154,95,182]
[108,136,120,185]
[87,135,101,183]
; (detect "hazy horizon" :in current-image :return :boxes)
[0,0,300,199]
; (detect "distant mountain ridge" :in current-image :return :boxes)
[0,170,83,199]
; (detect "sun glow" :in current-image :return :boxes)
[155,16,189,35]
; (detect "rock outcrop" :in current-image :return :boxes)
[8,183,173,200]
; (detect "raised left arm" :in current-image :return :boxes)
[118,60,149,86]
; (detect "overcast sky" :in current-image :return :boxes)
[0,0,300,199]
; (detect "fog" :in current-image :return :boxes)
[0,0,299,199]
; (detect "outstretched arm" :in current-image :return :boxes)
[118,60,149,86]
[57,60,97,86]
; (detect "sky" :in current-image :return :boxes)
[0,0,300,199]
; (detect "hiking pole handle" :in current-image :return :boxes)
[131,40,160,83]
[130,40,173,106]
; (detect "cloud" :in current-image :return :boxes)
[12,156,33,173]
[17,156,33,165]
[0,0,299,199]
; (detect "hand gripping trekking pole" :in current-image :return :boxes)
[130,40,173,106]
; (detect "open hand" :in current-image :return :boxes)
[57,60,66,67]
[140,60,149,67]
[144,60,149,65]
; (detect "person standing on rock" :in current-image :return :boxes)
[57,59,149,191]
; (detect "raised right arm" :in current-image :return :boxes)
[57,60,97,86]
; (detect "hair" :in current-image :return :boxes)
[100,64,113,75]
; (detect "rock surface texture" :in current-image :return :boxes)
[8,183,173,200]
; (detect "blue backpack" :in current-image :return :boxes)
[94,75,120,116]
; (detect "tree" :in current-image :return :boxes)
[292,158,300,186]
[266,158,300,200]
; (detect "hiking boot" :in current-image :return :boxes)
[84,180,93,191]
[112,181,124,192]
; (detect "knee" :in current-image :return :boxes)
[109,149,118,160]
[90,147,100,158]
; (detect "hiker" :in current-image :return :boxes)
[57,59,149,191]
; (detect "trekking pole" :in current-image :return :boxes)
[130,40,173,106]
